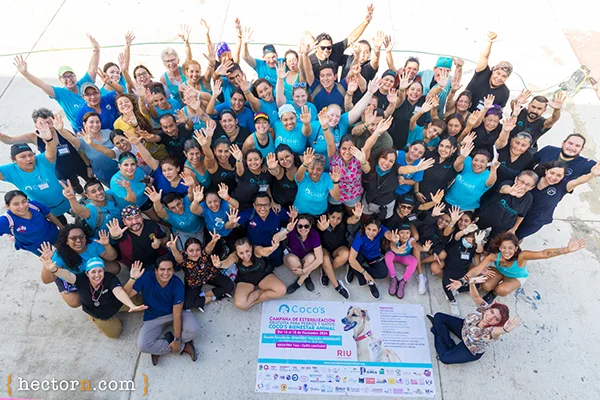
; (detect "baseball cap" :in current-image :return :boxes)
[398,194,415,206]
[263,44,277,56]
[10,143,33,158]
[80,82,100,94]
[58,66,75,77]
[254,112,270,122]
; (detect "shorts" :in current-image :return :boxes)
[431,242,446,255]
[55,277,78,293]
[237,271,273,287]
[328,193,362,207]
[140,198,154,211]
[361,197,395,220]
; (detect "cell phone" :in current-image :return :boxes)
[141,176,152,186]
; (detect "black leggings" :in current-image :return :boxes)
[442,264,469,301]
[355,254,388,285]
[184,273,234,309]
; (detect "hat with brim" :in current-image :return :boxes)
[58,66,75,77]
[81,82,100,94]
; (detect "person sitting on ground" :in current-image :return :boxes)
[40,256,147,339]
[124,256,199,366]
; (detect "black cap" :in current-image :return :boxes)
[398,194,415,206]
[10,143,33,158]
[263,44,277,56]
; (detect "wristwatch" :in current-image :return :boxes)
[174,337,182,343]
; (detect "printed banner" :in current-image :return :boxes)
[256,300,435,397]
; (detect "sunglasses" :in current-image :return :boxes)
[293,82,307,88]
[399,204,413,210]
[297,224,311,229]
[68,235,87,242]
[319,46,333,51]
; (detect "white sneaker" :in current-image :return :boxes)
[450,300,460,317]
[417,274,428,295]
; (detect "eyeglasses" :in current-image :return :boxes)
[297,224,311,229]
[135,71,149,78]
[399,205,413,210]
[68,235,87,243]
[163,58,178,64]
[293,82,307,88]
[61,74,76,80]
[254,202,271,209]
[516,177,534,188]
[319,46,333,51]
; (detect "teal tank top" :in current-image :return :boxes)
[495,253,528,279]
[252,132,275,158]
[163,66,187,103]
[185,160,212,189]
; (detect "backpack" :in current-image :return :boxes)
[74,194,117,236]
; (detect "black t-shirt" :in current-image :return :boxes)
[386,211,420,231]
[510,109,548,148]
[478,182,533,233]
[233,169,273,210]
[272,172,298,207]
[390,97,427,150]
[309,39,348,79]
[492,146,535,191]
[340,55,377,82]
[416,213,449,245]
[472,124,501,156]
[75,272,122,320]
[117,220,168,267]
[211,126,251,150]
[364,168,399,206]
[444,238,476,270]
[419,151,458,201]
[373,90,391,110]
[465,66,510,112]
[211,164,238,192]
[319,219,360,253]
[157,124,194,165]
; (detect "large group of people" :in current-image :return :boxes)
[2,7,596,367]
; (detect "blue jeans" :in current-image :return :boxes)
[432,313,483,364]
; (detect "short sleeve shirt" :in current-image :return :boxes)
[294,172,334,216]
[52,241,105,273]
[51,72,94,128]
[351,227,388,260]
[75,272,122,320]
[133,269,184,321]
[445,156,491,210]
[286,228,321,259]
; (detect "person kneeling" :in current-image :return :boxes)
[40,256,147,338]
[124,256,200,366]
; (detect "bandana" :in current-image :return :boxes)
[492,61,513,76]
[10,143,33,157]
[121,205,141,219]
[216,42,231,59]
[85,257,105,272]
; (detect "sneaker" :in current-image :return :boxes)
[368,282,381,300]
[198,307,205,313]
[287,280,301,295]
[396,279,406,299]
[345,264,354,284]
[335,280,350,299]
[426,314,435,326]
[388,276,399,296]
[450,300,460,317]
[320,270,330,287]
[482,291,497,304]
[223,292,232,299]
[417,274,428,295]
[304,276,315,292]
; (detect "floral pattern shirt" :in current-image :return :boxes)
[180,252,218,289]
[461,301,497,355]
[330,154,363,202]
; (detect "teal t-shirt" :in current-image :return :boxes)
[52,241,105,273]
[165,196,204,233]
[51,72,94,128]
[274,121,307,154]
[293,171,334,216]
[110,168,149,209]
[445,156,491,210]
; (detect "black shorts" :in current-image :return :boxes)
[55,277,78,293]
[236,262,274,286]
[140,198,154,211]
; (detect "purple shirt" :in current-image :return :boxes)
[286,228,321,259]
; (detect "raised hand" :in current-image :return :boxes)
[266,153,279,170]
[352,202,364,218]
[501,116,517,132]
[130,260,145,280]
[180,170,195,187]
[329,166,342,182]
[372,31,386,49]
[421,97,436,113]
[317,214,330,231]
[449,205,463,223]
[390,229,401,243]
[175,108,190,125]
[300,106,312,125]
[115,178,131,190]
[276,61,287,80]
[179,24,191,44]
[150,234,161,250]
[165,234,178,251]
[209,228,221,243]
[117,53,128,71]
[415,192,427,204]
[287,205,298,220]
[37,241,55,260]
[383,36,395,53]
[229,144,243,162]
[452,57,464,68]
[386,88,398,104]
[97,68,112,85]
[566,238,585,253]
[79,127,94,145]
[226,208,240,224]
[59,179,76,200]
[350,146,367,164]
[474,230,486,245]
[87,34,100,52]
[94,230,110,246]
[347,76,359,94]
[430,189,445,205]
[125,31,136,46]
[460,140,475,157]
[431,202,446,217]
[191,185,204,203]
[422,240,433,252]
[464,223,479,234]
[13,55,28,73]
[503,316,523,333]
[483,94,495,110]
[317,108,330,128]
[302,147,315,167]
[286,217,298,232]
[210,254,222,269]
[365,3,375,22]
[450,74,462,92]
[436,69,450,88]
[52,113,65,132]
[416,158,435,171]
[200,19,210,34]
[144,186,163,203]
[549,90,567,109]
[215,61,234,76]
[107,218,128,238]
[241,26,254,43]
[216,183,229,200]
[367,76,382,94]
[486,31,498,42]
[234,18,242,38]
[374,115,393,135]
[398,70,411,90]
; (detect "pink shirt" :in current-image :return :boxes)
[330,154,363,202]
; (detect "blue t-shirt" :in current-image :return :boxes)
[215,103,255,132]
[165,196,204,233]
[238,208,289,247]
[290,102,318,122]
[522,179,569,225]
[274,120,307,154]
[310,80,348,112]
[200,199,231,237]
[308,112,349,152]
[153,99,182,123]
[52,241,105,273]
[254,58,285,88]
[77,130,119,184]
[153,167,189,197]
[396,151,424,195]
[407,125,440,148]
[351,226,389,260]
[99,75,128,96]
[445,156,491,210]
[85,193,122,236]
[294,172,334,216]
[0,153,69,216]
[0,201,58,254]
[534,146,596,182]
[74,91,119,132]
[110,168,149,209]
[51,72,94,129]
[133,269,184,321]
[259,99,280,123]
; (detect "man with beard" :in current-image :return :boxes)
[107,205,168,268]
[509,91,567,151]
[466,31,511,112]
[534,134,596,181]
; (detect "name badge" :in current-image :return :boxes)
[408,214,417,221]
[57,144,71,156]
[38,182,50,190]
[259,184,269,192]
[460,251,470,260]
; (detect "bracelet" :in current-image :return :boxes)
[363,122,368,129]
[502,327,509,333]
[130,277,136,281]
[301,163,308,168]
[51,267,59,273]
[332,180,339,184]
[322,126,330,131]
[360,161,367,166]
[361,270,367,275]
[86,166,92,169]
